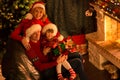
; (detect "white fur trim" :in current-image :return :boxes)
[25,13,33,20]
[25,24,42,42]
[33,3,45,10]
[58,34,64,41]
[42,23,58,36]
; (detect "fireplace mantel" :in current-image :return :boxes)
[86,3,120,70]
[87,3,120,41]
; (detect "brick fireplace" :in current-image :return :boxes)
[86,4,120,70]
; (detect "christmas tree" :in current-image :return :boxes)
[0,0,41,29]
[0,0,41,51]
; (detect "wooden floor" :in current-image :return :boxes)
[83,54,120,80]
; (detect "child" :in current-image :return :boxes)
[10,1,51,50]
[41,23,76,80]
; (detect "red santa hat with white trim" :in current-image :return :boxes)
[25,24,42,42]
[42,23,58,37]
[42,23,64,41]
[31,2,45,10]
[25,2,45,19]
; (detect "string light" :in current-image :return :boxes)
[92,0,120,19]
[0,0,38,29]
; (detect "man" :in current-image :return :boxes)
[25,24,67,80]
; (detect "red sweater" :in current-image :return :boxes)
[10,18,50,42]
[26,41,57,71]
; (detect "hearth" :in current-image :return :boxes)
[86,3,120,70]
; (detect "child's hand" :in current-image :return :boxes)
[22,37,31,50]
[43,47,51,55]
[56,55,67,64]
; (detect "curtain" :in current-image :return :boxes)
[45,0,97,37]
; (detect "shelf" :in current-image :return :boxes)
[90,3,120,22]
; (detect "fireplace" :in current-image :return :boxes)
[86,4,120,70]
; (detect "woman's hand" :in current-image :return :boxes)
[21,37,31,50]
[56,55,67,64]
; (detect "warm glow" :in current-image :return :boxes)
[104,15,118,41]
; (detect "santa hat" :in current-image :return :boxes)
[57,34,64,41]
[42,23,64,41]
[25,2,45,19]
[31,2,45,11]
[25,24,42,42]
[42,23,58,37]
